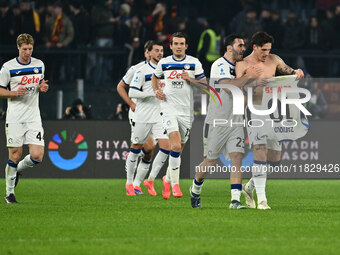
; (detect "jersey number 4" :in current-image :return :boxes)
[36,132,43,141]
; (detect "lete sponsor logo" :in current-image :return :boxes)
[18,75,40,86]
[167,71,182,79]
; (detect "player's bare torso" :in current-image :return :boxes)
[237,54,278,105]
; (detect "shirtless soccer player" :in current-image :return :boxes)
[236,31,304,209]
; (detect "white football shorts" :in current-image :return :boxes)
[6,122,44,147]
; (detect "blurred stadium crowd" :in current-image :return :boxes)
[0,0,339,119]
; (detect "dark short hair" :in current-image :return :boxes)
[144,40,154,52]
[224,34,244,49]
[170,32,188,45]
[147,40,163,51]
[251,31,274,47]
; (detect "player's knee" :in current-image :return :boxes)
[204,158,217,166]
[170,142,181,152]
[10,154,21,164]
[9,150,22,163]
[30,151,44,162]
[158,140,170,151]
[253,146,267,162]
[267,150,281,162]
[143,143,155,153]
[230,152,243,162]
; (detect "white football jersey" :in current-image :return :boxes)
[154,55,205,118]
[261,75,310,142]
[204,56,243,125]
[129,61,161,123]
[0,57,45,123]
[121,61,147,120]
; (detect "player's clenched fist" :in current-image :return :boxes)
[39,80,49,92]
[182,70,190,82]
[155,89,165,100]
[15,87,26,96]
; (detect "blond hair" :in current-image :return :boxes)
[17,33,34,47]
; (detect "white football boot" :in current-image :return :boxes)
[242,184,256,209]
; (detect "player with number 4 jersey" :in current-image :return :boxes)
[0,34,49,204]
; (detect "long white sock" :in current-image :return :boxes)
[133,158,151,187]
[5,160,18,196]
[17,155,40,172]
[125,148,141,185]
[169,151,181,187]
[192,178,204,195]
[165,167,171,183]
[231,184,242,202]
[148,148,169,181]
[252,161,268,203]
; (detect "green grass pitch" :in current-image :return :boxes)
[0,179,339,255]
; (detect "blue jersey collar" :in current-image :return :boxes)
[16,57,31,65]
[148,61,156,69]
[222,56,235,66]
[172,55,186,62]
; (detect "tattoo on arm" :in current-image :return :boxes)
[277,64,295,75]
[275,55,296,75]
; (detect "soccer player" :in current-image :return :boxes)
[152,32,207,199]
[0,33,49,203]
[117,41,155,195]
[190,34,248,209]
[117,41,154,156]
[236,32,304,209]
[127,41,170,196]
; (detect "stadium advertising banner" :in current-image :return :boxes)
[0,119,339,179]
[0,120,189,178]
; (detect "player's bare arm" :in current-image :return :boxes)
[117,80,136,112]
[39,80,49,93]
[235,60,248,79]
[231,61,266,93]
[273,54,304,79]
[151,75,164,100]
[182,70,207,89]
[0,87,26,98]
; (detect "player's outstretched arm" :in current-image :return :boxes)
[39,80,49,93]
[274,54,304,79]
[117,80,136,112]
[0,87,26,98]
[182,70,207,89]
